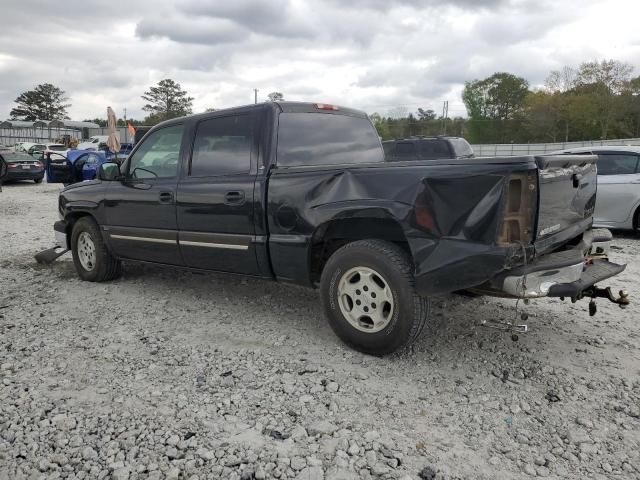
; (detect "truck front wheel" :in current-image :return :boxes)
[320,239,430,355]
[71,217,122,282]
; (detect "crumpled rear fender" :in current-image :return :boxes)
[268,160,535,291]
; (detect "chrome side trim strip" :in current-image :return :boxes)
[110,234,176,245]
[179,240,249,250]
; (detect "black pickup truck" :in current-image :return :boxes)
[50,102,627,355]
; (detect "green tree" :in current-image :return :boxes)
[416,108,437,120]
[10,83,70,121]
[574,59,634,139]
[142,79,193,124]
[463,72,529,121]
[83,118,108,127]
[267,92,284,102]
[462,72,530,142]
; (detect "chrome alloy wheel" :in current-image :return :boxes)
[337,266,395,333]
[77,231,97,271]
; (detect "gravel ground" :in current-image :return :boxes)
[1,181,639,480]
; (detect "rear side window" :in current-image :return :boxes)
[277,113,383,167]
[597,154,639,175]
[191,115,252,176]
[418,140,452,160]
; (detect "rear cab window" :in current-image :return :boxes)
[394,142,417,159]
[276,113,383,167]
[418,139,453,160]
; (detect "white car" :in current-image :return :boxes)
[77,135,108,151]
[554,146,640,231]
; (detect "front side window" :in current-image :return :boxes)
[128,124,184,179]
[597,154,639,176]
[190,115,252,177]
[277,113,383,167]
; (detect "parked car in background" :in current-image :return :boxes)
[553,146,640,231]
[0,154,7,187]
[46,150,107,185]
[26,143,47,156]
[44,143,69,156]
[383,136,474,161]
[0,151,45,183]
[50,102,626,355]
[105,143,133,163]
[77,135,109,151]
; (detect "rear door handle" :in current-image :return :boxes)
[225,191,245,205]
[159,191,174,204]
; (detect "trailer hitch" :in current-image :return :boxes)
[566,287,630,316]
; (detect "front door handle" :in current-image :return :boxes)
[224,191,245,205]
[159,191,174,204]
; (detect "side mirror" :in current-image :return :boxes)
[98,162,121,181]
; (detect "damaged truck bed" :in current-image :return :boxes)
[48,101,628,355]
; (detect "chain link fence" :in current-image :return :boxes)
[471,138,640,157]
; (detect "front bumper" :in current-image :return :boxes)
[54,220,68,249]
[481,229,626,299]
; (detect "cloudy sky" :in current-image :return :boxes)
[1,0,639,121]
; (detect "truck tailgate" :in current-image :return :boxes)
[534,155,597,245]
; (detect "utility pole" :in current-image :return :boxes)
[254,89,259,104]
[441,101,449,135]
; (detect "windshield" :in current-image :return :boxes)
[48,145,67,151]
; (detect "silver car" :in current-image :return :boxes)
[554,146,640,231]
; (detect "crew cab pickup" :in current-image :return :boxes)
[51,102,628,355]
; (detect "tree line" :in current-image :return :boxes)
[8,59,640,144]
[371,59,640,144]
[8,81,286,127]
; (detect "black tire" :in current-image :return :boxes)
[34,177,43,184]
[320,239,430,356]
[71,217,122,282]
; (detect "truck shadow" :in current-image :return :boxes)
[39,257,605,371]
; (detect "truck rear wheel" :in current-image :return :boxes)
[71,217,122,282]
[320,239,429,355]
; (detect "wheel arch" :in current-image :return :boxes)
[64,211,98,248]
[308,213,411,286]
[634,201,640,230]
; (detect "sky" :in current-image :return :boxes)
[1,0,640,121]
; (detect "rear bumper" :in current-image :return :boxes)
[6,169,44,180]
[478,228,625,299]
